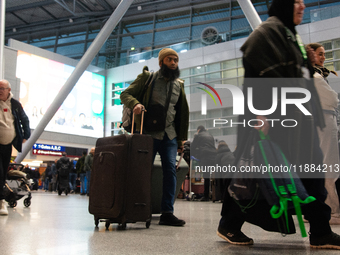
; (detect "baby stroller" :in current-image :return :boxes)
[4,164,32,208]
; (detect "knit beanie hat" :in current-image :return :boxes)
[158,48,179,65]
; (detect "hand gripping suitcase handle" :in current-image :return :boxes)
[131,109,146,134]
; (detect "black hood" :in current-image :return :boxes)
[268,0,296,34]
[217,144,231,153]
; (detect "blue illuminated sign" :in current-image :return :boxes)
[33,143,65,152]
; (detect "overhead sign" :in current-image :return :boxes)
[33,143,65,152]
[32,150,63,156]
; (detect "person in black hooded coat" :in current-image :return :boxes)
[213,141,235,201]
[217,0,340,249]
[191,125,217,201]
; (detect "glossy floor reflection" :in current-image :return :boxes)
[0,191,339,255]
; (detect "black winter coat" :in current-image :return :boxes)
[191,130,216,166]
[11,98,30,152]
[216,144,234,167]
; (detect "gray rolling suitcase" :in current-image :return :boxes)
[89,112,153,230]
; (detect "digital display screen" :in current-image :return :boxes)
[16,50,105,138]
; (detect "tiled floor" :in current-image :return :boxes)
[1,191,339,255]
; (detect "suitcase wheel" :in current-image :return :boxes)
[105,220,110,230]
[94,217,99,228]
[146,221,151,229]
[121,223,127,230]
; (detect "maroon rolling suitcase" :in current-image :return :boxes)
[89,112,153,230]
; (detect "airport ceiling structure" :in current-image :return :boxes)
[5,0,230,42]
[4,0,339,68]
[5,0,340,42]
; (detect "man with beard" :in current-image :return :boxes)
[120,48,189,226]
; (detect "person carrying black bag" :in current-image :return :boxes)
[120,48,189,226]
[217,0,340,249]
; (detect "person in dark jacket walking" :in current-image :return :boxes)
[51,159,58,192]
[0,79,30,215]
[76,151,87,195]
[84,148,94,196]
[217,0,340,249]
[56,152,72,195]
[69,159,77,194]
[216,141,235,168]
[214,141,235,200]
[44,163,52,191]
[191,126,217,201]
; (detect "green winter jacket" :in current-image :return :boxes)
[120,67,189,147]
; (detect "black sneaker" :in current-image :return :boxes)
[159,213,186,226]
[310,232,340,250]
[217,226,254,245]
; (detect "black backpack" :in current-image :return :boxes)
[59,162,69,177]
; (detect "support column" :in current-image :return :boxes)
[0,0,5,79]
[15,0,134,163]
[237,0,262,30]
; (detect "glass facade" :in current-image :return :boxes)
[111,35,340,139]
[319,39,340,72]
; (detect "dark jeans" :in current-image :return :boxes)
[0,144,12,200]
[152,133,178,213]
[69,173,77,191]
[79,173,86,194]
[44,177,50,190]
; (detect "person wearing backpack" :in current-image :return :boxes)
[56,152,72,195]
[191,126,217,201]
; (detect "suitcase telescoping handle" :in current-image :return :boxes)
[176,153,184,170]
[131,109,146,134]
